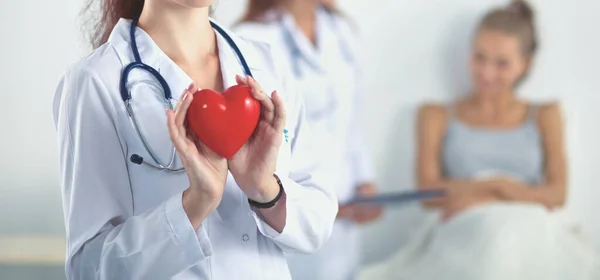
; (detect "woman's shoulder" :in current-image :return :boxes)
[418,102,451,120]
[529,101,562,127]
[54,44,123,118]
[534,101,561,114]
[416,102,455,132]
[62,43,122,87]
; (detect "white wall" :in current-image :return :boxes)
[0,0,88,235]
[1,0,598,266]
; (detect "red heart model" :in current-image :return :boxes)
[186,85,260,159]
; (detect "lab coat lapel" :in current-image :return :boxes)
[315,9,343,73]
[108,19,192,103]
[281,12,325,73]
[108,19,159,68]
[155,58,193,102]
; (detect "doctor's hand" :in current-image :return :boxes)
[352,183,383,224]
[167,84,228,228]
[228,75,286,203]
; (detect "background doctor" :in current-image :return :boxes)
[52,0,337,279]
[236,1,382,279]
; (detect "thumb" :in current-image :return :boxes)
[235,74,248,85]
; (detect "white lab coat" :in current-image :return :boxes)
[235,7,375,280]
[52,18,337,280]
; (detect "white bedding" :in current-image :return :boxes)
[358,203,600,280]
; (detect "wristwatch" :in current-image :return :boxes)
[248,174,284,209]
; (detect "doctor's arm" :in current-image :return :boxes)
[54,68,212,280]
[252,77,338,254]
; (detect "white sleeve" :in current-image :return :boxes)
[251,58,338,254]
[53,67,211,280]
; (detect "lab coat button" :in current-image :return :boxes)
[242,234,250,242]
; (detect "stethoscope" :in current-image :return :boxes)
[121,18,253,173]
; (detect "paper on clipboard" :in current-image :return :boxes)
[346,189,447,206]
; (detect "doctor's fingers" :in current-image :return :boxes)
[353,205,382,224]
[235,74,248,86]
[167,110,189,155]
[236,75,284,127]
[235,75,275,117]
[356,183,377,196]
[337,205,355,218]
[244,76,276,122]
[174,83,198,114]
[174,84,198,123]
[174,90,197,139]
[271,91,286,131]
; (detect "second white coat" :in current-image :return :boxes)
[235,7,375,280]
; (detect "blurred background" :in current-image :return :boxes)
[1,0,598,279]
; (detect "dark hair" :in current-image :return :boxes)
[240,0,277,22]
[478,0,538,57]
[83,0,145,49]
[240,1,338,23]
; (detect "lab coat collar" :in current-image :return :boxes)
[277,7,333,73]
[108,18,267,101]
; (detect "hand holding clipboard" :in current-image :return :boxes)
[346,189,447,207]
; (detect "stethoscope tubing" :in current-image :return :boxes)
[120,17,253,172]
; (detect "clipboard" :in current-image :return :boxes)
[345,189,447,206]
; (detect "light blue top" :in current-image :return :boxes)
[442,105,544,185]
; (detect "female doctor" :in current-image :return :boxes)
[52,0,337,279]
[236,1,382,280]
